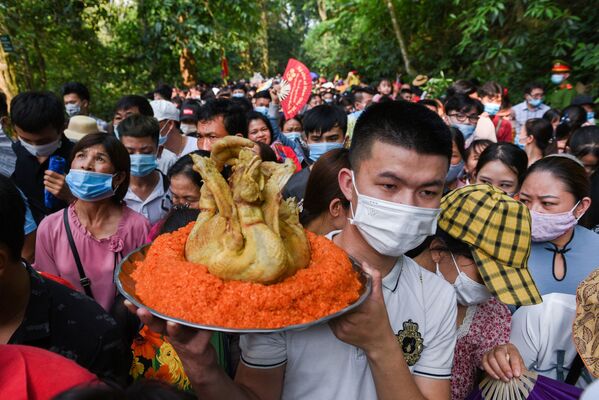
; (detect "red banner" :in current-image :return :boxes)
[221,56,229,79]
[279,59,312,120]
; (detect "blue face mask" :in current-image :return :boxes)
[65,170,115,202]
[232,93,245,98]
[528,98,543,107]
[483,103,500,116]
[130,154,158,177]
[284,131,303,142]
[588,112,595,122]
[254,106,269,116]
[158,123,172,146]
[446,160,464,183]
[453,123,476,140]
[551,74,564,85]
[308,142,344,162]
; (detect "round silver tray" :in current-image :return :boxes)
[115,244,372,333]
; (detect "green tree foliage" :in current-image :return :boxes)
[302,0,598,95]
[0,0,596,119]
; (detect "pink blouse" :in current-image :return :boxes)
[34,203,150,311]
[451,297,511,400]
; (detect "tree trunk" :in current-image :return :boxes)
[32,38,47,87]
[0,48,18,106]
[179,47,197,87]
[259,2,269,75]
[317,0,327,21]
[384,0,415,75]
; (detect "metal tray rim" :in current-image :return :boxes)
[115,244,372,334]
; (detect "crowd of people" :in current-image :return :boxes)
[1,59,599,399]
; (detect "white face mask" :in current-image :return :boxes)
[180,123,197,135]
[349,172,440,256]
[437,253,491,306]
[19,137,61,157]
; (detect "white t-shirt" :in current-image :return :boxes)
[510,293,591,387]
[157,148,177,175]
[124,173,169,225]
[239,234,457,400]
[180,136,199,157]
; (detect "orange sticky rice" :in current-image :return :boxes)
[131,223,363,329]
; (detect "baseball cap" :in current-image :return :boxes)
[438,184,542,306]
[180,101,201,123]
[150,99,180,122]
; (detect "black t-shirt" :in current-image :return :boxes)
[11,138,75,224]
[9,265,131,385]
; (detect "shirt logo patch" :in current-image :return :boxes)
[396,319,423,366]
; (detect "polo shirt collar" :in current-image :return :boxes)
[382,257,403,292]
[124,172,165,204]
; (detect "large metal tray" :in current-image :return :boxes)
[115,244,372,333]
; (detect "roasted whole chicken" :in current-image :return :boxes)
[185,137,311,284]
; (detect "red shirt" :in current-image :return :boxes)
[493,115,514,143]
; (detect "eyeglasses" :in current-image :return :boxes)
[448,112,479,124]
[528,93,544,100]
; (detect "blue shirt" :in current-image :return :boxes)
[528,225,599,296]
[511,101,550,139]
[18,188,37,235]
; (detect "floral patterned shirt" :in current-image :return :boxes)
[451,297,511,400]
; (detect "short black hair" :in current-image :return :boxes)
[476,143,528,186]
[253,90,271,101]
[446,79,477,97]
[160,208,201,235]
[524,82,545,95]
[197,99,248,137]
[154,83,173,100]
[353,86,377,96]
[303,104,348,136]
[10,91,65,133]
[445,94,484,115]
[61,82,90,102]
[0,175,25,261]
[478,81,503,98]
[114,95,154,117]
[352,87,376,106]
[70,133,130,204]
[233,83,247,93]
[167,150,208,189]
[556,105,587,141]
[0,91,7,118]
[418,99,439,110]
[118,114,160,146]
[349,101,452,171]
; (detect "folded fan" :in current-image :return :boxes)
[466,370,582,400]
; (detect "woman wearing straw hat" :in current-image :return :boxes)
[413,183,541,399]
